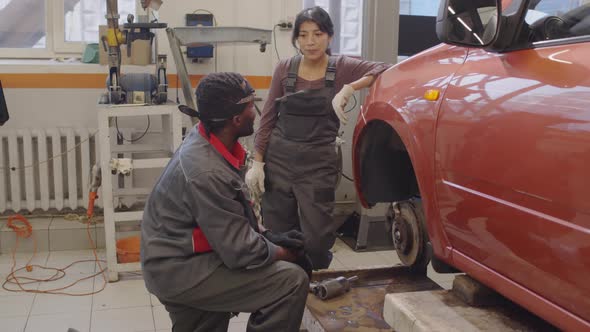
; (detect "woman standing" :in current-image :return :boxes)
[246,6,391,269]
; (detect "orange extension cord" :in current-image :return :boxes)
[2,214,108,296]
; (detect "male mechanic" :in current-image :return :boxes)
[141,72,311,332]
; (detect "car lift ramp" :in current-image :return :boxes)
[166,26,271,124]
[302,266,557,332]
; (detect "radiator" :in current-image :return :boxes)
[0,128,99,214]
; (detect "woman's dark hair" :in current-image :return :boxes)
[195,72,253,135]
[292,6,334,55]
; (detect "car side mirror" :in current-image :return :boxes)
[437,0,533,52]
[436,0,500,47]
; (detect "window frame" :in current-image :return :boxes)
[0,0,143,59]
[510,3,590,52]
[53,0,85,53]
[302,0,364,56]
[0,0,55,58]
[531,35,590,49]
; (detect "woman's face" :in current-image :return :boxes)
[297,21,332,61]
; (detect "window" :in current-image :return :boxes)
[303,0,364,56]
[0,0,47,54]
[398,0,441,57]
[524,0,590,42]
[400,0,440,16]
[64,0,135,43]
[0,0,137,58]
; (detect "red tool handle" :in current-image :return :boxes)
[87,191,98,219]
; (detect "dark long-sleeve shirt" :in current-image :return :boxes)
[254,55,391,155]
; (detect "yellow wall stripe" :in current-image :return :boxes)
[0,74,272,89]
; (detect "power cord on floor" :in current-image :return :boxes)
[2,214,108,296]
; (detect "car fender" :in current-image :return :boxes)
[353,44,469,260]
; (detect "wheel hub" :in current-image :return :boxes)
[390,202,423,267]
[392,219,413,254]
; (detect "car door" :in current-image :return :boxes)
[435,1,590,320]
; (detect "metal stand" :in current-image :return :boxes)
[339,202,395,252]
[166,26,272,124]
[97,104,182,281]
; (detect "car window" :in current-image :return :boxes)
[524,0,590,42]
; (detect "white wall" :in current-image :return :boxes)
[0,0,302,129]
[0,0,382,205]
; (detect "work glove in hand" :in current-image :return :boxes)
[263,229,305,250]
[245,160,265,194]
[331,84,355,125]
[294,251,314,279]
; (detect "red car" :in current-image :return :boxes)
[352,0,590,330]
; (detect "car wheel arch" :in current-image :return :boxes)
[355,117,420,205]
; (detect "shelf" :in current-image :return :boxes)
[112,188,151,197]
[111,145,171,153]
[170,26,272,46]
[113,211,143,222]
[115,262,141,272]
[97,103,181,117]
[132,158,170,169]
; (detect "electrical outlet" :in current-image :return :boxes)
[277,19,293,30]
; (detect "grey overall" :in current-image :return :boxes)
[262,55,340,269]
[142,126,309,332]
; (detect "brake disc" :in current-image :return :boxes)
[390,201,424,267]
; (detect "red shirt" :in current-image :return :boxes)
[198,123,246,170]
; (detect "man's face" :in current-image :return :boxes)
[236,102,256,137]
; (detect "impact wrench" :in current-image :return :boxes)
[310,276,358,300]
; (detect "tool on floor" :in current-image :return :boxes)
[310,275,358,300]
[87,164,102,220]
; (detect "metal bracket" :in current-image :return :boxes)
[166,26,272,125]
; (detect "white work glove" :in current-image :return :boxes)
[246,160,266,194]
[331,84,355,126]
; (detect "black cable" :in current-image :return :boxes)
[176,74,180,104]
[341,172,354,182]
[273,25,280,60]
[115,116,151,142]
[191,9,217,25]
[344,94,357,113]
[336,145,354,184]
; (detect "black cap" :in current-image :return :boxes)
[178,72,254,121]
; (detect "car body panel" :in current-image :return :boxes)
[435,44,590,322]
[353,37,590,332]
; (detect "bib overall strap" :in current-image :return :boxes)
[325,56,337,88]
[285,55,302,93]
